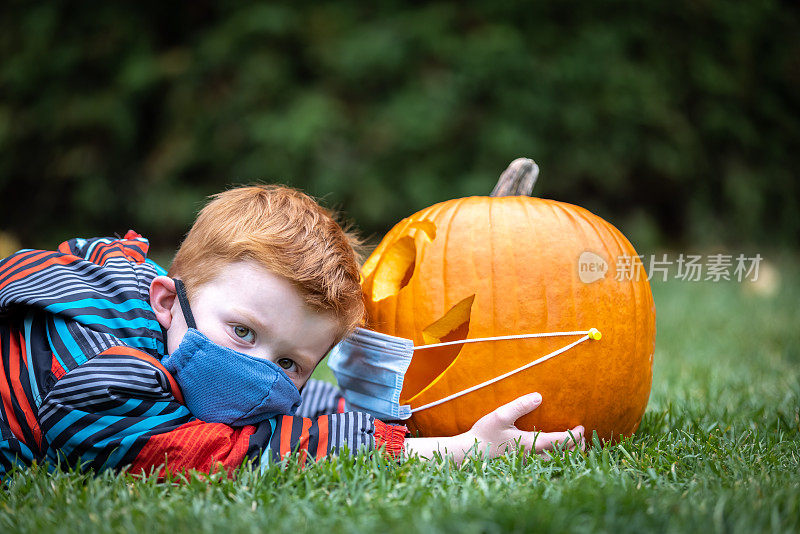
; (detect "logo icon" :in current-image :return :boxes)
[578,251,608,283]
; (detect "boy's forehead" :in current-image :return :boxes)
[198,260,295,297]
[196,267,300,318]
[194,263,341,337]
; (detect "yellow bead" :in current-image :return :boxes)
[588,328,602,341]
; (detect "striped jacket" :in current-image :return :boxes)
[0,232,405,478]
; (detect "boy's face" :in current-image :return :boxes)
[155,260,340,390]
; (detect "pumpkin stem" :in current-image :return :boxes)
[490,158,539,197]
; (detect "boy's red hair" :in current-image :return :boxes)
[168,185,364,339]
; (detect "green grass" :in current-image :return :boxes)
[2,257,799,533]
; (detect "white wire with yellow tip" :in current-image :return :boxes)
[410,328,602,413]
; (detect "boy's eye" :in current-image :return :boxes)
[276,358,297,372]
[233,325,255,343]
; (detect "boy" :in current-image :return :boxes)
[0,185,583,477]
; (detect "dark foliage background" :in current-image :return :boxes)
[1,1,798,254]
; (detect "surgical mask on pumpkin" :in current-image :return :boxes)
[328,326,602,421]
[161,279,302,426]
[327,328,414,421]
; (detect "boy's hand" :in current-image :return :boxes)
[465,392,585,458]
[404,393,585,464]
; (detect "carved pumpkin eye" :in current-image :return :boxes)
[369,220,437,302]
[371,236,416,302]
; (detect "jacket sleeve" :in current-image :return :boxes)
[38,346,406,475]
[296,379,347,418]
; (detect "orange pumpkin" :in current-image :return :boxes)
[360,159,656,441]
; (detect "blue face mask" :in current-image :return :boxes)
[161,279,302,426]
[328,326,602,422]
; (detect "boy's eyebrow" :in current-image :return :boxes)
[233,308,270,335]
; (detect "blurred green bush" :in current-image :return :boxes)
[1,1,798,252]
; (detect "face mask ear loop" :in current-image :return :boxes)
[409,328,602,414]
[173,279,198,330]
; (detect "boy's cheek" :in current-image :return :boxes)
[165,323,189,356]
[294,372,312,392]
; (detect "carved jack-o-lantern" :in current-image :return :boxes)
[360,159,656,440]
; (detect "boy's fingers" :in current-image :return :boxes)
[571,425,586,451]
[494,393,543,425]
[533,432,562,453]
[563,426,585,451]
[571,425,585,445]
[559,426,584,449]
[532,425,584,453]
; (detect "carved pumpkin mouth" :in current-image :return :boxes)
[400,294,474,402]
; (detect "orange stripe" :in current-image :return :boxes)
[57,241,71,254]
[9,331,41,448]
[93,241,146,265]
[279,415,294,459]
[89,243,107,264]
[100,249,127,263]
[337,397,346,413]
[90,243,114,264]
[50,356,66,379]
[298,417,312,466]
[315,415,329,461]
[123,244,146,264]
[0,250,44,275]
[0,339,25,443]
[100,346,184,405]
[0,253,78,292]
[0,251,49,289]
[89,243,111,265]
[90,245,105,264]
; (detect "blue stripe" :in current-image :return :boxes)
[140,318,165,351]
[93,399,144,417]
[141,401,180,418]
[101,404,191,470]
[60,416,123,457]
[76,410,182,465]
[118,335,160,351]
[45,409,90,448]
[70,314,154,331]
[44,400,187,466]
[59,413,142,458]
[146,259,168,276]
[0,439,36,473]
[55,401,187,459]
[23,313,42,408]
[259,418,278,472]
[49,316,85,367]
[44,298,153,314]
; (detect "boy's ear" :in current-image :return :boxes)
[149,276,177,329]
